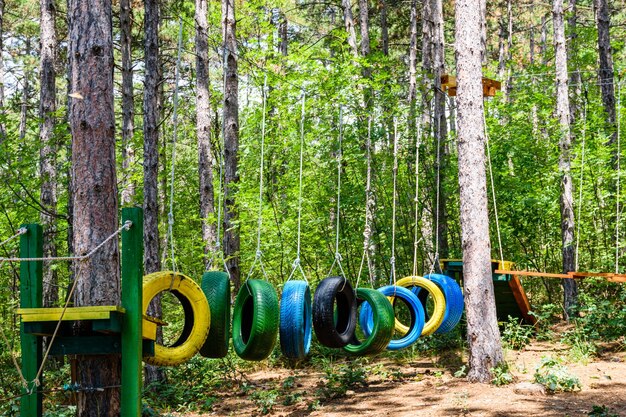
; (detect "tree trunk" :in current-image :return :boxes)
[40,0,58,308]
[594,0,616,147]
[455,0,503,383]
[529,4,535,65]
[222,0,241,291]
[407,0,418,139]
[120,0,135,205]
[68,0,120,413]
[19,38,31,144]
[341,0,358,57]
[553,0,577,320]
[541,13,548,66]
[568,0,581,124]
[380,0,388,56]
[279,12,288,56]
[0,0,5,142]
[196,0,216,268]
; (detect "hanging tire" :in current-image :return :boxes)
[360,285,425,350]
[142,271,210,367]
[343,288,394,356]
[312,276,357,348]
[199,271,231,358]
[395,276,446,336]
[279,280,312,360]
[423,274,464,334]
[232,279,279,361]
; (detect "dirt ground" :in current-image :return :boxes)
[176,340,626,417]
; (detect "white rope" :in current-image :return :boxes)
[0,228,27,248]
[616,78,622,274]
[429,99,443,275]
[328,105,348,280]
[484,111,505,264]
[246,74,269,281]
[0,222,132,263]
[287,91,307,282]
[167,18,184,273]
[575,101,588,270]
[356,116,373,289]
[390,118,399,286]
[413,117,422,276]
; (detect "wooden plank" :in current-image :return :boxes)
[509,275,537,325]
[17,306,125,322]
[494,270,571,278]
[49,335,122,356]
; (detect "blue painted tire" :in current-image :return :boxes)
[420,274,464,334]
[279,280,312,360]
[360,286,425,350]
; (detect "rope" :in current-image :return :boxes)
[390,118,399,286]
[246,74,269,281]
[167,17,184,273]
[617,78,622,274]
[484,111,505,264]
[413,117,422,276]
[575,101,588,270]
[328,105,347,280]
[0,228,27,248]
[287,91,307,283]
[429,99,443,275]
[356,116,373,289]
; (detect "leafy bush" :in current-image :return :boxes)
[533,357,581,393]
[501,316,533,350]
[490,362,515,386]
[588,405,619,417]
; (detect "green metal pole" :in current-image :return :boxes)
[121,208,143,417]
[19,224,43,417]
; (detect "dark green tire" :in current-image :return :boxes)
[199,271,231,358]
[232,280,279,361]
[344,288,394,356]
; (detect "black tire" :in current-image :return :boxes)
[343,288,394,356]
[312,276,357,348]
[199,271,231,358]
[232,280,279,361]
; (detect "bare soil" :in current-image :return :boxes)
[176,339,626,417]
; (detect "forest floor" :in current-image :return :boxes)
[173,337,626,417]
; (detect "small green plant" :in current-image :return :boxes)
[588,405,618,417]
[316,359,367,400]
[501,316,533,350]
[533,357,581,393]
[562,322,597,363]
[249,389,279,415]
[490,362,515,386]
[454,365,467,378]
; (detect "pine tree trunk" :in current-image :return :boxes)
[553,0,577,320]
[196,0,216,268]
[455,0,503,383]
[222,0,241,291]
[380,0,388,56]
[19,38,31,144]
[408,0,418,138]
[40,0,58,308]
[341,0,358,57]
[541,13,548,66]
[568,0,581,123]
[0,0,5,142]
[594,0,616,147]
[120,0,135,205]
[279,12,288,56]
[68,0,121,413]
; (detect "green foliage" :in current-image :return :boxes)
[588,405,619,417]
[490,362,515,386]
[316,358,368,400]
[501,316,534,350]
[533,357,581,393]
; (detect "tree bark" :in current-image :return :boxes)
[455,0,503,383]
[0,0,5,142]
[553,0,577,319]
[380,0,388,56]
[68,0,120,413]
[594,0,616,147]
[40,0,58,308]
[541,13,548,66]
[407,0,418,137]
[196,0,216,268]
[120,0,135,205]
[279,12,288,56]
[222,0,241,290]
[341,0,358,57]
[19,38,31,144]
[568,0,581,124]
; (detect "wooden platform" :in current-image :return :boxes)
[441,74,501,97]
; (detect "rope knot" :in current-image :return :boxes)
[255,249,263,259]
[334,252,343,262]
[122,220,132,230]
[390,256,396,266]
[167,212,174,225]
[292,257,300,269]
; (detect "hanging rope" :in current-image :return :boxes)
[356,116,374,289]
[429,100,443,275]
[390,118,399,286]
[575,101,588,270]
[328,105,348,280]
[287,91,307,282]
[484,111,505,264]
[413,118,422,276]
[616,77,623,274]
[246,74,269,281]
[0,228,26,248]
[166,17,184,273]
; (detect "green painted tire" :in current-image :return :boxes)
[232,280,279,361]
[343,288,395,356]
[199,271,231,358]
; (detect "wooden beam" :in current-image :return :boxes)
[495,270,571,278]
[495,269,626,283]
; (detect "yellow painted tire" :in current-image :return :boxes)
[395,276,446,336]
[142,271,210,366]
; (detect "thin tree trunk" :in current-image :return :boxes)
[529,4,535,65]
[19,38,31,144]
[380,0,388,56]
[279,12,288,56]
[40,0,58,308]
[68,0,120,413]
[594,0,616,147]
[120,0,135,205]
[196,0,216,268]
[455,0,503,383]
[408,0,418,140]
[553,0,577,320]
[568,0,581,124]
[541,13,548,66]
[0,0,5,142]
[222,0,241,291]
[341,0,358,57]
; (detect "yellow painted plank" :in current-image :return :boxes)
[17,306,125,322]
[142,319,157,341]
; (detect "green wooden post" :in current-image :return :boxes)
[121,208,143,417]
[19,224,43,417]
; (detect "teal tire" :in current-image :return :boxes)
[279,280,312,360]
